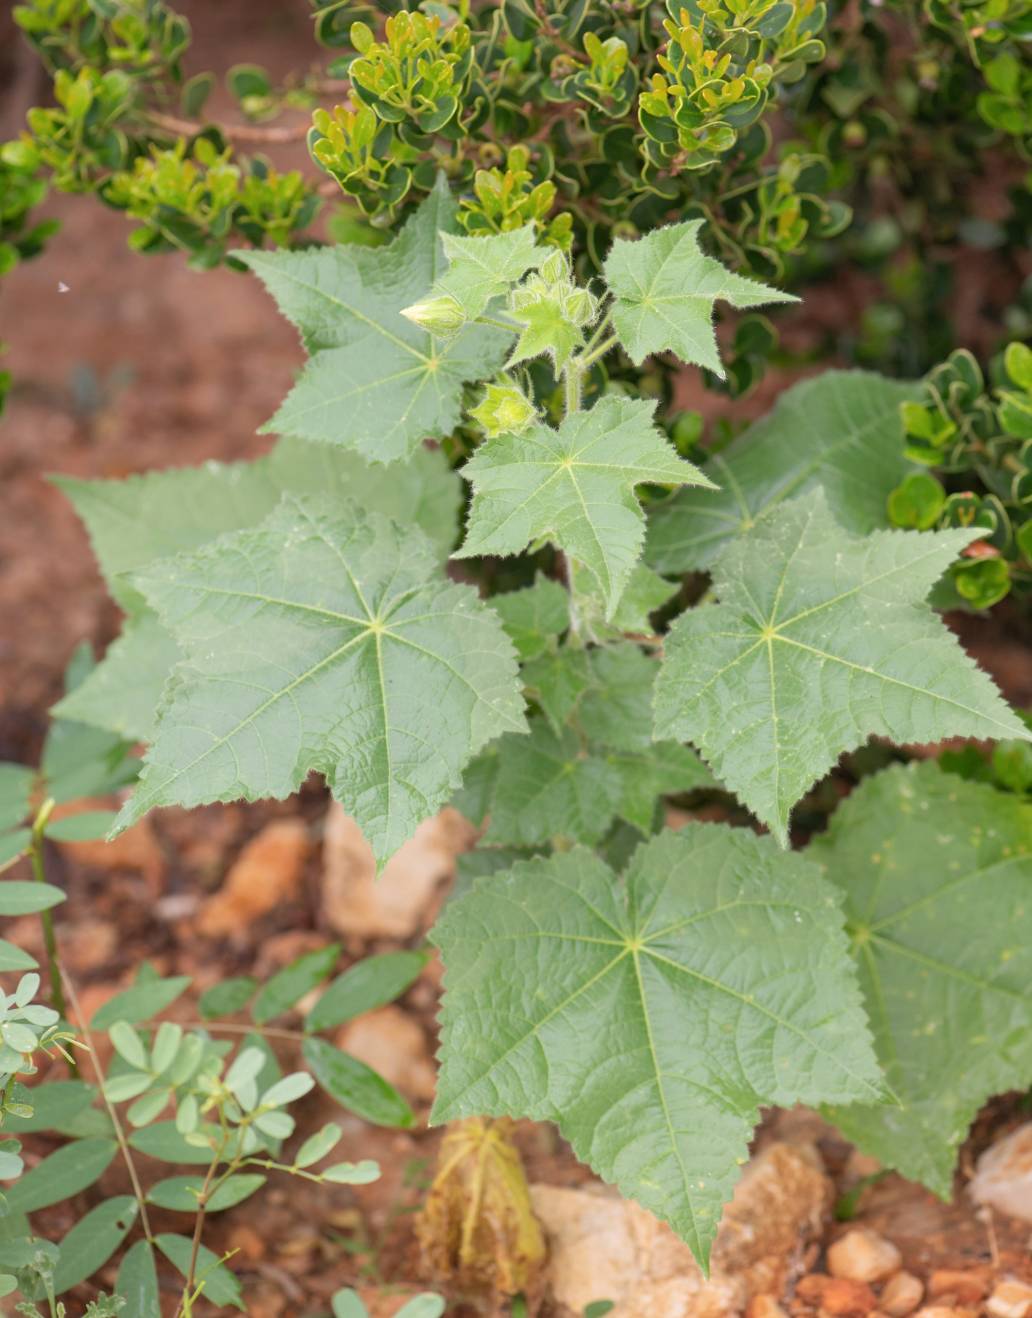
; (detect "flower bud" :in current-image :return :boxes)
[400,293,466,336]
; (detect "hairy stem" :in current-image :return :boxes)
[564,362,582,415]
[28,801,67,1025]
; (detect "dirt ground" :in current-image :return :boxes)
[3,3,1032,1316]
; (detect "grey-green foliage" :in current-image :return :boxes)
[812,762,1032,1196]
[654,493,1029,843]
[112,495,525,865]
[432,827,884,1264]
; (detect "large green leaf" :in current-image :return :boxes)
[602,220,796,374]
[156,1233,244,1310]
[811,761,1032,1196]
[429,227,547,320]
[52,1196,138,1294]
[458,397,711,616]
[4,1139,117,1214]
[116,1239,160,1318]
[54,439,462,741]
[112,495,525,865]
[647,372,919,574]
[241,178,510,462]
[432,828,884,1265]
[654,494,1030,843]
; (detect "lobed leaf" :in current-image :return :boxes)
[432,827,884,1266]
[654,493,1030,843]
[240,177,510,463]
[603,219,796,375]
[647,371,920,574]
[811,762,1032,1195]
[458,396,712,617]
[112,495,525,866]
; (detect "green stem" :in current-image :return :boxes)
[579,333,619,370]
[28,800,67,1024]
[564,362,582,414]
[475,312,523,332]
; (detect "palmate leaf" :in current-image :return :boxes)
[654,493,1030,843]
[603,219,796,375]
[647,371,920,574]
[432,827,884,1266]
[112,495,525,866]
[430,227,547,320]
[54,439,461,742]
[811,762,1032,1196]
[457,396,712,616]
[240,177,511,462]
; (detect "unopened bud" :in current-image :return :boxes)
[399,293,466,336]
[470,379,538,436]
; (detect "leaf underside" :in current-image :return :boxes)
[813,761,1032,1196]
[654,492,1030,842]
[113,494,525,866]
[432,827,884,1267]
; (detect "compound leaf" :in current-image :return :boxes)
[603,220,796,375]
[647,372,919,574]
[240,178,510,462]
[811,761,1032,1196]
[432,827,884,1266]
[112,495,525,866]
[458,396,711,616]
[654,494,1030,843]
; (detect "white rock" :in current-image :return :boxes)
[827,1228,902,1283]
[970,1123,1032,1224]
[881,1272,924,1317]
[530,1141,831,1318]
[987,1279,1032,1318]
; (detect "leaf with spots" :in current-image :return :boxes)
[653,493,1030,843]
[602,220,796,375]
[457,396,712,617]
[646,371,920,574]
[111,494,526,867]
[812,761,1032,1196]
[432,826,885,1266]
[238,177,510,463]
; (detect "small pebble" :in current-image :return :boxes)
[797,1274,878,1316]
[747,1296,790,1318]
[881,1271,924,1317]
[828,1228,903,1284]
[987,1279,1032,1318]
[928,1270,987,1305]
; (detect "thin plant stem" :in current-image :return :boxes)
[59,966,154,1242]
[579,333,619,369]
[564,363,582,414]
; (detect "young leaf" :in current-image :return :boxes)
[457,396,712,617]
[305,951,427,1033]
[155,1234,244,1310]
[239,177,511,463]
[251,945,340,1024]
[601,742,716,835]
[302,1037,414,1128]
[116,1240,160,1318]
[432,828,884,1266]
[52,1196,138,1295]
[484,719,623,846]
[491,577,570,662]
[602,219,796,375]
[427,227,547,320]
[646,372,920,574]
[654,494,1031,843]
[148,1173,265,1213]
[111,495,525,866]
[4,1139,117,1214]
[811,762,1032,1196]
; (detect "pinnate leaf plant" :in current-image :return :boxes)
[39,159,1032,1279]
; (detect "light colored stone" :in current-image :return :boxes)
[987,1279,1032,1318]
[530,1140,831,1318]
[196,818,309,938]
[881,1271,924,1317]
[321,804,474,942]
[970,1123,1032,1224]
[747,1298,789,1318]
[911,1307,977,1318]
[827,1228,902,1283]
[336,1005,436,1102]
